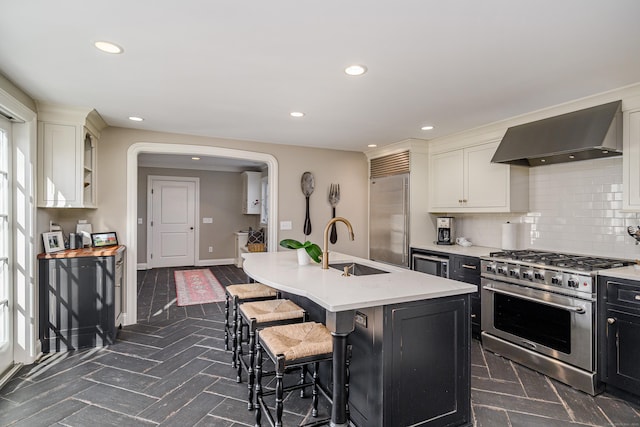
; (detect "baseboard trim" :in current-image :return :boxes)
[196,258,236,266]
[138,259,235,270]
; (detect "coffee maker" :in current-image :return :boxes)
[436,217,455,245]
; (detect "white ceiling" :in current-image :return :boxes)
[1,0,640,153]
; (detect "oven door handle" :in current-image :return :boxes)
[482,285,586,314]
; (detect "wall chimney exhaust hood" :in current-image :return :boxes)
[491,100,622,167]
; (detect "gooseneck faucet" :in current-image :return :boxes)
[322,217,355,269]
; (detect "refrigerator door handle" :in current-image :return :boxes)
[402,177,409,266]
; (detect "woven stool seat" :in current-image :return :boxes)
[260,322,333,361]
[237,299,307,409]
[255,321,334,426]
[227,283,277,299]
[224,282,278,364]
[240,299,306,324]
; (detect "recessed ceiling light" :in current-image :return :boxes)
[290,111,305,118]
[128,116,144,122]
[368,144,377,148]
[569,155,575,159]
[94,41,123,54]
[602,150,609,154]
[192,157,201,160]
[344,64,367,76]
[421,125,434,131]
[540,159,546,163]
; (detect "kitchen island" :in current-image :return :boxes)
[242,251,476,427]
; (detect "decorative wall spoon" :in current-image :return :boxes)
[301,172,315,236]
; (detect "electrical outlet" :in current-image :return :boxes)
[208,246,213,253]
[203,217,213,224]
[137,218,143,225]
[280,220,292,230]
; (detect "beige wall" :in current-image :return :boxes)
[137,167,262,262]
[96,126,370,265]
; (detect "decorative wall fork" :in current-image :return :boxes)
[329,183,340,244]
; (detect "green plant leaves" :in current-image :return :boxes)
[279,239,304,249]
[279,239,322,263]
[305,242,322,263]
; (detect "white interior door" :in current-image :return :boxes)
[0,116,13,376]
[149,177,197,268]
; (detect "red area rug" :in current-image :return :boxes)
[174,269,226,306]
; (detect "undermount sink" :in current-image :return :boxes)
[329,262,389,276]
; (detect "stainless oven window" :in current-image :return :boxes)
[493,292,571,353]
[482,279,594,371]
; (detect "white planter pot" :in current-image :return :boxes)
[297,248,310,265]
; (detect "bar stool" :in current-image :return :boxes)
[236,299,307,409]
[224,283,278,367]
[255,322,334,427]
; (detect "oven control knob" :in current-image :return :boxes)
[497,265,509,275]
[522,270,534,280]
[509,268,520,278]
[568,277,579,288]
[534,271,545,280]
[485,263,496,273]
[551,275,563,285]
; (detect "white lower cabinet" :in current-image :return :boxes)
[623,109,640,210]
[429,140,528,213]
[235,232,249,267]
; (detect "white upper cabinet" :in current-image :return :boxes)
[242,171,261,214]
[428,140,529,213]
[623,109,640,210]
[37,103,106,208]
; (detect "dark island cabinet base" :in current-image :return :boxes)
[349,295,471,427]
[39,251,123,352]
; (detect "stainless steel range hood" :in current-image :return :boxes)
[491,100,622,167]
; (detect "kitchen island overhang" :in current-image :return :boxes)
[242,251,476,312]
[242,251,476,427]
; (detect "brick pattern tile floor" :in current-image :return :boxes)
[0,264,639,426]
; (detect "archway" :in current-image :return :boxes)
[125,142,278,325]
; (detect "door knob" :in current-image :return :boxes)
[190,227,194,230]
[607,318,616,324]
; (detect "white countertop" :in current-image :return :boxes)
[242,251,476,312]
[411,243,500,258]
[598,264,640,281]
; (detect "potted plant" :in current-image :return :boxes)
[279,239,322,265]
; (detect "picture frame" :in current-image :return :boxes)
[91,232,118,248]
[43,231,65,253]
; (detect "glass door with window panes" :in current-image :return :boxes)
[0,116,12,376]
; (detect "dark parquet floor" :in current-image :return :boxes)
[0,264,639,426]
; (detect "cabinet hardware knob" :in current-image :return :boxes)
[635,295,640,301]
[458,199,463,203]
[607,318,616,324]
[470,314,476,318]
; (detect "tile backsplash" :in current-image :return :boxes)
[454,157,640,260]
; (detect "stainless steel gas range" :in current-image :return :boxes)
[480,250,632,395]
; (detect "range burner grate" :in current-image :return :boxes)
[488,250,631,271]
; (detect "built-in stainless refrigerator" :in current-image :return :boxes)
[369,173,409,267]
